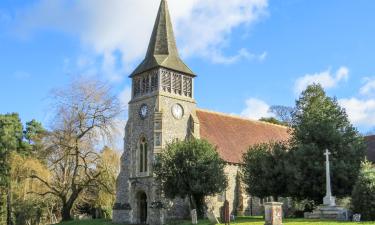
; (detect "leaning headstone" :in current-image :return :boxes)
[191,209,198,225]
[223,200,230,225]
[264,202,283,225]
[353,214,361,222]
[207,210,220,225]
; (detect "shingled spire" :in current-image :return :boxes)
[130,0,195,77]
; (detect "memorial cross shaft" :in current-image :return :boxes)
[323,149,336,206]
[324,149,332,198]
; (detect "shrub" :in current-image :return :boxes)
[351,160,375,221]
[154,139,228,220]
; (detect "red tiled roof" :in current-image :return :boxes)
[196,109,290,164]
[365,135,375,163]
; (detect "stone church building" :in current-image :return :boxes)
[113,0,288,224]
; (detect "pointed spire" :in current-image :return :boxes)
[130,0,195,77]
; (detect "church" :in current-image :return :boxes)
[113,0,289,224]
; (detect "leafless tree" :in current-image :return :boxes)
[269,105,294,125]
[30,78,121,221]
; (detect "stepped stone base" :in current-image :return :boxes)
[304,205,348,221]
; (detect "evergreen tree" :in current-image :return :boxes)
[242,142,289,200]
[0,113,24,225]
[289,84,365,203]
[351,160,375,221]
[154,139,228,222]
[24,120,47,160]
[24,120,45,145]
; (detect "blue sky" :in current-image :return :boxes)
[1,0,375,138]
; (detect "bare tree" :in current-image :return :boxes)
[269,105,294,125]
[30,78,121,221]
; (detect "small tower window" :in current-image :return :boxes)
[151,73,158,92]
[142,76,149,94]
[162,70,171,92]
[154,121,162,130]
[183,77,192,97]
[172,73,182,95]
[160,69,192,98]
[139,137,148,173]
[154,132,162,147]
[133,79,141,97]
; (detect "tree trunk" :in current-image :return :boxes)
[194,195,205,219]
[189,195,197,210]
[61,190,80,221]
[61,204,72,221]
[189,195,198,225]
[6,169,12,225]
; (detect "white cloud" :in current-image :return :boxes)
[339,98,375,128]
[14,0,268,79]
[338,77,375,129]
[294,66,349,94]
[259,51,268,61]
[360,77,375,96]
[211,49,267,64]
[119,86,132,112]
[101,52,123,82]
[104,86,131,151]
[172,0,268,62]
[240,98,274,120]
[111,118,127,151]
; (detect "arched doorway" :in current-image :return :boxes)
[137,191,147,224]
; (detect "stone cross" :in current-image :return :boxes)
[323,149,336,206]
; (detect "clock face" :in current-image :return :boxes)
[139,104,148,119]
[172,104,184,119]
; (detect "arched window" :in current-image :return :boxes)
[139,137,148,173]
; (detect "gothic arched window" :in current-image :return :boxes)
[139,137,148,173]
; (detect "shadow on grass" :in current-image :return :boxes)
[56,217,375,225]
[166,217,375,225]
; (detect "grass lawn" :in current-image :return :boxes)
[57,217,375,225]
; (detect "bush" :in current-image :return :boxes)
[242,142,289,200]
[154,139,228,220]
[351,160,375,221]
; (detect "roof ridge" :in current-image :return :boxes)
[196,108,289,129]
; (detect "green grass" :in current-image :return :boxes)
[56,219,113,225]
[57,217,375,225]
[171,217,375,225]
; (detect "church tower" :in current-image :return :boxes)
[113,0,197,224]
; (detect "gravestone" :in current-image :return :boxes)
[353,214,361,222]
[223,200,230,225]
[207,210,220,225]
[191,209,197,224]
[264,202,283,225]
